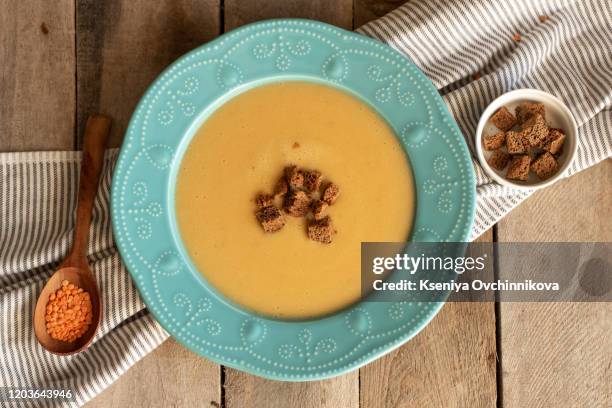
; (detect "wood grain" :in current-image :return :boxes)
[351,4,500,405]
[359,230,498,408]
[354,0,407,27]
[224,0,353,30]
[76,0,221,147]
[224,371,359,408]
[7,1,607,406]
[498,160,612,407]
[81,1,222,405]
[65,115,111,266]
[357,4,496,408]
[86,339,222,408]
[0,0,75,151]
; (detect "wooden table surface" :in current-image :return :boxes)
[1,1,610,407]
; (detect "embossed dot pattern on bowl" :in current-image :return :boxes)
[111,19,476,381]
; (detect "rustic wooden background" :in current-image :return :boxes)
[1,0,610,407]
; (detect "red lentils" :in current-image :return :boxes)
[45,280,93,342]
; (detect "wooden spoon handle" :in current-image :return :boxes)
[64,114,111,267]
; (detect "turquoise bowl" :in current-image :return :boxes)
[111,19,476,380]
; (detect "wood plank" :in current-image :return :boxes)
[81,1,222,405]
[86,339,221,408]
[224,0,353,29]
[354,0,407,27]
[498,160,612,407]
[359,230,498,408]
[0,0,75,151]
[225,371,359,408]
[221,2,358,407]
[356,3,497,404]
[75,0,221,148]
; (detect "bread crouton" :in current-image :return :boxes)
[311,200,328,220]
[522,113,549,147]
[255,165,342,241]
[483,132,506,151]
[322,182,340,205]
[307,216,336,244]
[531,152,558,179]
[283,189,312,217]
[544,128,566,155]
[285,165,304,189]
[506,155,531,181]
[487,150,510,171]
[490,107,516,131]
[302,169,323,193]
[506,131,527,154]
[515,101,546,124]
[256,206,286,233]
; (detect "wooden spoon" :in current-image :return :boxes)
[34,114,111,355]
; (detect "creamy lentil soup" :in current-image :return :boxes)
[176,81,415,319]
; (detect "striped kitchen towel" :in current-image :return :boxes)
[0,151,169,407]
[358,0,611,238]
[0,0,610,406]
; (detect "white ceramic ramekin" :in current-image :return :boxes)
[475,89,578,190]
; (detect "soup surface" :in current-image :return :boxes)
[176,81,414,319]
